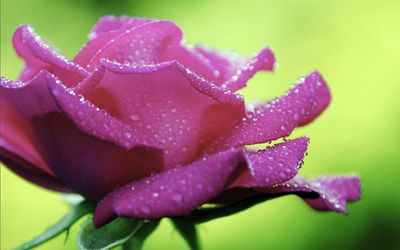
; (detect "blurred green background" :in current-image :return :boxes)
[1,0,399,249]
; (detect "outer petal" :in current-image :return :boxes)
[231,137,309,187]
[196,46,275,90]
[207,71,330,153]
[12,25,88,86]
[93,148,246,227]
[0,147,69,192]
[75,60,245,168]
[1,72,163,201]
[259,175,362,213]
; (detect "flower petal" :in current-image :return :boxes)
[1,72,164,201]
[88,16,154,38]
[196,46,275,91]
[259,175,362,213]
[13,25,88,86]
[231,137,309,187]
[80,20,217,81]
[93,148,245,227]
[75,60,245,168]
[207,71,329,153]
[0,147,69,192]
[74,17,155,67]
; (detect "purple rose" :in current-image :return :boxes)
[0,16,361,228]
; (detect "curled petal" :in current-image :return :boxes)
[231,137,309,187]
[259,175,362,213]
[13,25,88,86]
[94,148,246,227]
[196,46,275,90]
[75,60,245,167]
[1,72,163,201]
[207,71,329,153]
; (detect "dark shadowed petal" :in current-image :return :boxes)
[196,46,275,91]
[12,25,88,86]
[231,137,309,187]
[259,175,362,213]
[0,147,69,192]
[93,148,245,227]
[75,60,245,168]
[207,71,330,153]
[1,72,164,201]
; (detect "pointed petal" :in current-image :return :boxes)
[259,175,362,213]
[231,137,309,187]
[196,46,275,90]
[207,71,329,153]
[94,148,245,227]
[75,60,245,167]
[1,72,163,200]
[12,25,88,86]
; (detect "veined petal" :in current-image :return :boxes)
[231,137,309,187]
[75,60,245,168]
[13,25,88,86]
[207,71,330,153]
[93,148,245,227]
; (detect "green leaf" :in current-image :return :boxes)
[13,200,96,250]
[122,220,160,250]
[78,217,142,250]
[171,219,200,250]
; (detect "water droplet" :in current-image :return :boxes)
[140,205,150,214]
[152,192,159,198]
[130,113,141,121]
[171,193,183,202]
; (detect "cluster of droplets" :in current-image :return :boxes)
[113,149,240,218]
[22,25,88,74]
[208,71,322,151]
[246,138,308,186]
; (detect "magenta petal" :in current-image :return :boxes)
[1,72,164,200]
[260,175,362,213]
[88,16,154,38]
[0,146,69,192]
[74,17,155,67]
[207,71,328,153]
[75,60,245,168]
[94,148,245,226]
[231,137,309,187]
[195,46,275,90]
[12,25,88,86]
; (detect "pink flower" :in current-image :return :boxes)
[0,16,361,227]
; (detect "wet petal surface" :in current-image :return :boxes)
[13,25,88,86]
[232,137,309,187]
[94,148,245,227]
[207,71,330,153]
[76,60,245,167]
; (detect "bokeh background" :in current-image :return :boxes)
[1,0,399,249]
